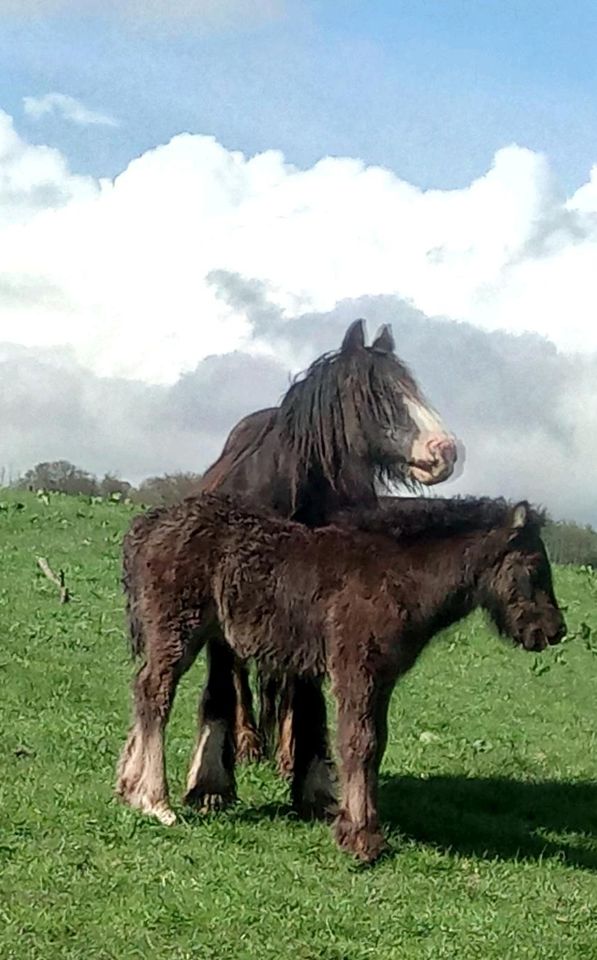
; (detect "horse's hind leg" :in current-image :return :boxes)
[290,677,338,821]
[117,630,192,825]
[184,637,238,811]
[275,676,295,778]
[233,660,263,764]
[257,672,280,761]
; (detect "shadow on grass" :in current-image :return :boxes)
[179,775,597,870]
[378,773,597,870]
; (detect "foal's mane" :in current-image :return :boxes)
[337,496,546,542]
[278,344,422,494]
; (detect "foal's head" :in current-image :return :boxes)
[280,319,458,492]
[480,502,567,652]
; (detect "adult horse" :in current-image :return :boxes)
[175,319,457,810]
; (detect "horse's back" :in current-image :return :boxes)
[199,407,279,497]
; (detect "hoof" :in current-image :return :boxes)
[152,802,178,826]
[294,795,339,823]
[333,816,388,864]
[235,729,263,765]
[276,748,294,781]
[117,787,177,826]
[293,757,338,820]
[184,786,237,813]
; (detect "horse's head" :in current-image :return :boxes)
[338,319,458,487]
[480,502,567,652]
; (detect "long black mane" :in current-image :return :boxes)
[279,340,424,502]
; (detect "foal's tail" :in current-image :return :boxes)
[122,507,165,660]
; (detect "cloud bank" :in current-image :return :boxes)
[0,109,596,525]
[1,297,596,527]
[1,110,597,385]
[23,94,118,128]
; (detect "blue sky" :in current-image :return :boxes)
[2,0,597,189]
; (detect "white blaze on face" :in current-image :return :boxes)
[403,391,458,483]
[404,393,449,438]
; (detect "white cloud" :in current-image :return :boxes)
[23,93,118,128]
[0,108,597,524]
[1,116,597,387]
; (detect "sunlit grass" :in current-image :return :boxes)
[1,490,596,959]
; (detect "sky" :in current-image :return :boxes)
[1,1,596,524]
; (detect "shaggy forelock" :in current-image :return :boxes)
[278,345,423,493]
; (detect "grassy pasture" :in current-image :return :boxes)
[1,489,596,960]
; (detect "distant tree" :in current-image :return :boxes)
[543,519,597,566]
[16,460,99,496]
[99,473,132,500]
[133,472,203,506]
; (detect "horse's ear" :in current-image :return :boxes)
[371,324,395,353]
[510,501,530,533]
[341,319,366,353]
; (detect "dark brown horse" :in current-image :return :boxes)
[193,318,458,796]
[117,493,566,862]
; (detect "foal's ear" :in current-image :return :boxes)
[341,319,366,352]
[371,324,395,353]
[510,501,530,534]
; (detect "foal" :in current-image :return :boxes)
[117,494,566,862]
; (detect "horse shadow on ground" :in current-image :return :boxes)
[377,773,597,870]
[219,773,597,870]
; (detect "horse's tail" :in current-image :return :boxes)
[122,507,165,660]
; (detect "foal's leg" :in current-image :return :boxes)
[332,683,388,863]
[233,660,263,764]
[117,625,197,825]
[290,676,338,821]
[184,638,238,811]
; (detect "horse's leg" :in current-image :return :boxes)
[290,676,338,821]
[184,637,238,811]
[258,671,280,760]
[234,660,263,764]
[331,682,388,863]
[117,623,198,825]
[276,675,295,778]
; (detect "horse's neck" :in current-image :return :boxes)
[292,465,378,526]
[403,536,482,633]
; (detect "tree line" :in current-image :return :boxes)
[8,459,203,507]
[4,459,597,566]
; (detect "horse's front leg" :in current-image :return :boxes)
[290,676,338,821]
[332,684,388,863]
[184,637,238,811]
[233,660,263,764]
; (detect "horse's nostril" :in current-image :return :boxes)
[426,436,457,462]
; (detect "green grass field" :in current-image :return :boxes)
[1,490,596,960]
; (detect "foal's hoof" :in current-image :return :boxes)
[117,789,177,827]
[235,729,263,765]
[152,802,178,826]
[184,787,237,813]
[334,817,388,864]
